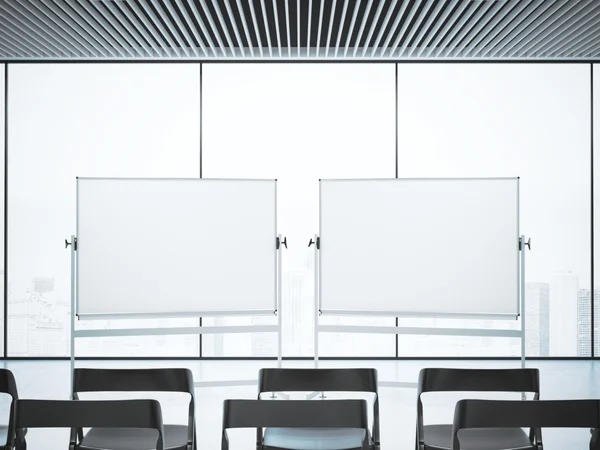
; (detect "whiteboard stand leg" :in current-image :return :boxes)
[68,234,76,399]
[277,234,283,370]
[520,235,530,399]
[312,234,319,369]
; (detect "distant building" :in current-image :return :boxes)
[525,282,550,357]
[577,289,600,357]
[550,272,579,356]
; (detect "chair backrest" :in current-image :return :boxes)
[73,368,194,395]
[72,368,194,448]
[0,369,22,448]
[418,368,540,395]
[222,399,369,450]
[416,368,540,450]
[258,368,378,394]
[257,368,379,446]
[451,399,600,450]
[15,399,165,450]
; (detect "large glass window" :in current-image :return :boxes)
[7,64,201,357]
[396,64,591,357]
[202,63,396,357]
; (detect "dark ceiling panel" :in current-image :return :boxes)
[1,0,600,59]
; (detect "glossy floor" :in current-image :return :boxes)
[1,359,596,450]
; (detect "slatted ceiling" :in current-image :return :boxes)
[2,0,600,59]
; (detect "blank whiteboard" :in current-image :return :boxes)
[77,178,277,317]
[319,178,519,316]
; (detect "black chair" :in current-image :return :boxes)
[416,368,540,450]
[0,369,24,450]
[257,368,380,450]
[222,399,370,450]
[72,368,195,450]
[451,399,600,450]
[14,399,164,450]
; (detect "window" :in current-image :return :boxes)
[202,63,396,357]
[396,63,590,357]
[7,64,201,356]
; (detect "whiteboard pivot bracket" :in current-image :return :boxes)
[65,237,77,251]
[308,237,320,249]
[276,236,287,249]
[519,237,531,251]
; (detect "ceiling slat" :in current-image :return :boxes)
[127,0,170,56]
[15,0,89,56]
[352,0,374,57]
[343,0,361,57]
[466,0,521,57]
[40,0,107,57]
[259,0,273,57]
[209,0,239,57]
[451,1,504,58]
[553,8,600,57]
[315,0,326,57]
[514,0,591,57]
[3,0,72,56]
[400,0,436,57]
[497,0,564,57]
[370,0,397,57]
[408,0,446,58]
[75,0,135,57]
[361,0,385,57]
[576,34,600,58]
[0,2,65,57]
[324,0,337,58]
[540,2,600,57]
[186,0,220,57]
[479,0,541,58]
[161,0,201,57]
[173,0,210,56]
[139,0,181,57]
[434,1,480,57]
[284,0,291,57]
[272,0,283,57]
[379,0,410,56]
[0,34,33,57]
[490,0,558,58]
[388,1,421,57]
[425,1,470,57]
[0,19,46,57]
[247,0,264,57]
[233,0,254,57]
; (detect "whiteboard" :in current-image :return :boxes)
[77,178,277,317]
[319,178,519,316]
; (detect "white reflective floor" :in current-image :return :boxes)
[1,359,596,450]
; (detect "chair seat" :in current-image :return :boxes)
[78,424,188,450]
[263,427,368,450]
[423,424,535,450]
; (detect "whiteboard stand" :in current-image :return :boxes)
[67,234,284,394]
[311,233,530,389]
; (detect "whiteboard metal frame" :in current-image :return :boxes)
[318,177,521,316]
[75,177,279,317]
[70,176,283,390]
[314,177,527,389]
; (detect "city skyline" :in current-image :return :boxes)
[4,267,593,358]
